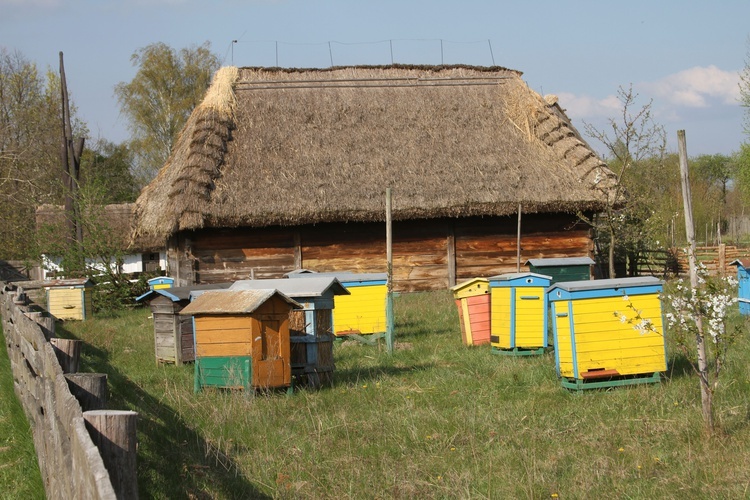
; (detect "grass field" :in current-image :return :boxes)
[5,289,750,498]
[0,325,44,499]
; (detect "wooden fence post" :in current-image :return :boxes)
[65,373,108,411]
[83,410,139,499]
[50,338,82,373]
[718,243,726,276]
[24,311,56,340]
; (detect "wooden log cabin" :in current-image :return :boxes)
[130,65,617,292]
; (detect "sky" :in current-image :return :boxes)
[1,0,748,158]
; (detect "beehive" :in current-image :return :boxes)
[288,272,388,336]
[135,283,232,364]
[44,278,94,320]
[730,259,750,315]
[181,289,302,391]
[450,278,491,346]
[147,276,175,291]
[489,273,551,355]
[547,276,667,390]
[525,257,594,284]
[230,277,349,387]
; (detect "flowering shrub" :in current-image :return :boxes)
[662,262,740,372]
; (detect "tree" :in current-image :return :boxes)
[0,48,82,260]
[114,42,220,185]
[79,139,138,204]
[584,85,667,278]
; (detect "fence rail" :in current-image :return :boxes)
[635,244,745,278]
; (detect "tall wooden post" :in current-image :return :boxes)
[516,204,522,272]
[385,188,394,355]
[678,129,713,432]
[51,338,82,374]
[83,410,138,499]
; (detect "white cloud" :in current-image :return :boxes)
[642,65,740,107]
[556,92,621,120]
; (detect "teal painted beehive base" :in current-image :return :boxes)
[490,346,548,357]
[561,372,661,391]
[195,356,251,392]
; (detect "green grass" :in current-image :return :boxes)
[0,325,44,499]
[9,290,750,498]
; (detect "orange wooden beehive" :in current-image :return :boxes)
[180,289,302,391]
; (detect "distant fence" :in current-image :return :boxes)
[636,245,745,278]
[1,282,137,499]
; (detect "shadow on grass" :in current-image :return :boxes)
[56,324,270,500]
[665,352,698,380]
[333,362,437,386]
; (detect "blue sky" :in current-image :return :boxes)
[1,0,748,157]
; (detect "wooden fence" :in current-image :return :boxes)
[636,245,745,278]
[1,282,137,499]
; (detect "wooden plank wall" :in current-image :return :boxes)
[178,214,593,292]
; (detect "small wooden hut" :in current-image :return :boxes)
[44,278,94,320]
[147,276,175,290]
[547,276,667,390]
[229,277,349,386]
[181,289,302,391]
[135,283,232,364]
[450,278,491,346]
[489,273,551,355]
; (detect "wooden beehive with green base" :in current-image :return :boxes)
[181,289,302,392]
[489,272,552,356]
[547,276,667,390]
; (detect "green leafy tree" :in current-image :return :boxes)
[115,42,220,186]
[79,139,139,204]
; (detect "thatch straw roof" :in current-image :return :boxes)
[132,65,616,241]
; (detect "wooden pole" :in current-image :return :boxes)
[385,187,394,355]
[83,410,138,499]
[24,311,56,340]
[677,129,713,432]
[516,204,522,272]
[65,373,108,411]
[50,338,82,374]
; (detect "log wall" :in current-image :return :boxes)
[0,283,121,499]
[172,214,593,291]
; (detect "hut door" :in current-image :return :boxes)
[253,320,289,388]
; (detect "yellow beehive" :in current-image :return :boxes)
[489,273,551,355]
[548,277,667,390]
[44,278,94,320]
[289,272,388,336]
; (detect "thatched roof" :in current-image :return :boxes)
[132,64,616,241]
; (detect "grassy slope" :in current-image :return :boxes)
[13,290,750,498]
[0,325,44,499]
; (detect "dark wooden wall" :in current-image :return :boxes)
[168,213,593,292]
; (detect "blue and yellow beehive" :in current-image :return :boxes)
[288,272,388,337]
[148,276,175,290]
[489,272,552,355]
[547,276,667,390]
[730,259,750,315]
[451,278,491,346]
